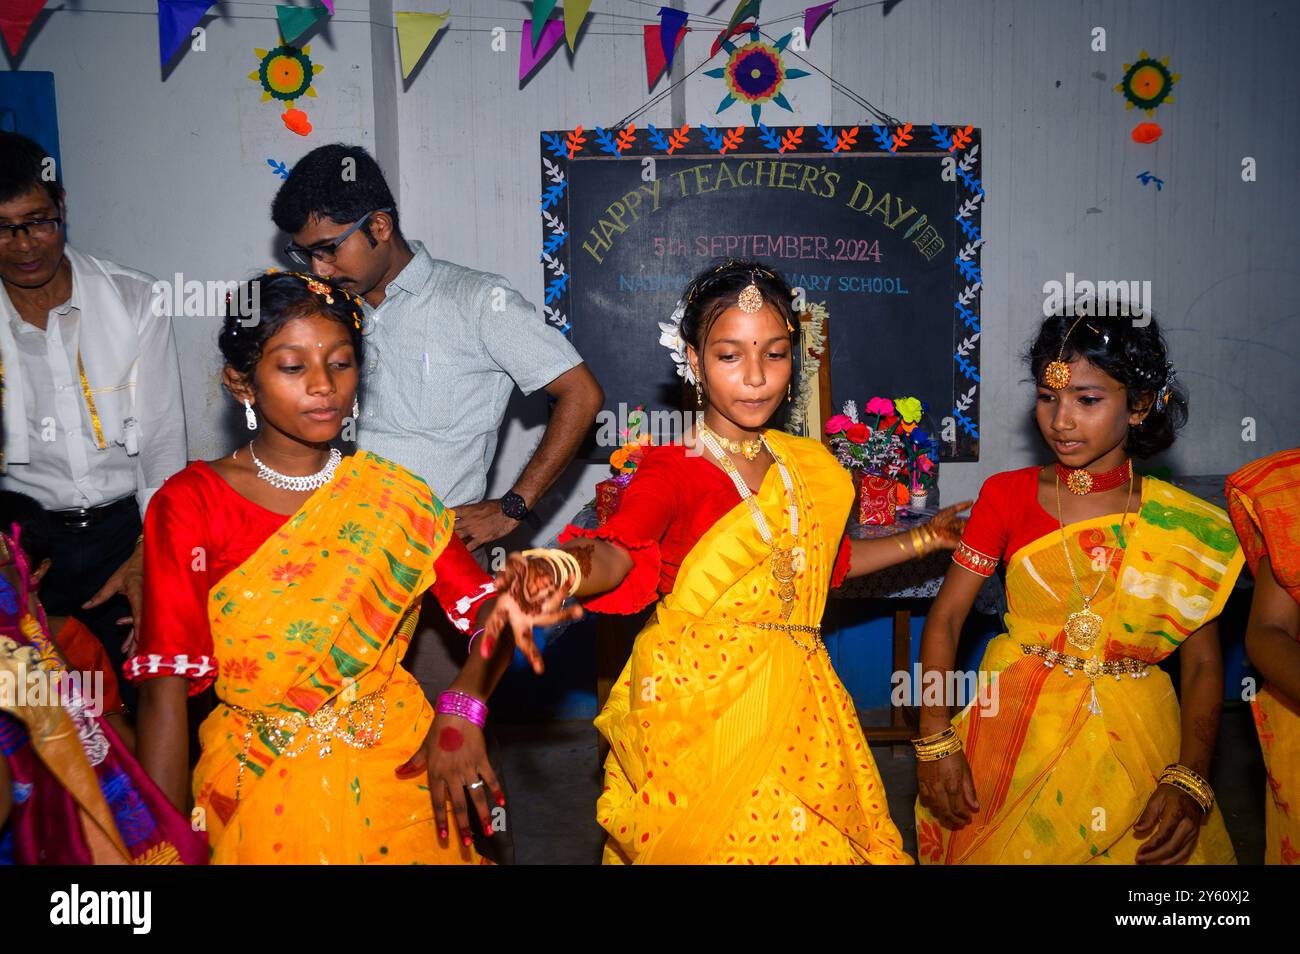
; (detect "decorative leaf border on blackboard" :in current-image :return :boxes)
[539,123,984,456]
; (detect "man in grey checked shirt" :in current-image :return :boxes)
[272,145,602,862]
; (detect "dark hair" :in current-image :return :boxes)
[0,132,63,207]
[680,259,801,354]
[271,143,399,239]
[0,490,53,571]
[218,271,366,384]
[1025,312,1187,458]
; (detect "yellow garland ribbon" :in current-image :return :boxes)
[76,352,107,450]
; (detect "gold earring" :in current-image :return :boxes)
[786,382,792,402]
[695,380,704,410]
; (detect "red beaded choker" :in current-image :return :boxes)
[1056,459,1132,496]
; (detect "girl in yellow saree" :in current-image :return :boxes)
[131,273,574,864]
[493,261,968,864]
[916,313,1243,865]
[1226,447,1300,865]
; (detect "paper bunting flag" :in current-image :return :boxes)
[644,24,688,88]
[564,0,592,50]
[519,18,565,81]
[276,4,328,45]
[395,10,449,79]
[157,0,215,66]
[725,0,762,33]
[658,7,689,69]
[711,19,755,57]
[0,0,48,57]
[803,1,836,41]
[531,0,558,49]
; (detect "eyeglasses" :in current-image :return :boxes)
[0,217,63,244]
[284,208,392,266]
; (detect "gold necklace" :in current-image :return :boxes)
[1055,465,1136,652]
[699,420,763,461]
[696,426,803,620]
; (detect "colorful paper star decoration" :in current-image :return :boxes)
[1115,50,1179,115]
[704,27,809,125]
[249,43,323,108]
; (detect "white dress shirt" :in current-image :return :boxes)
[0,246,187,514]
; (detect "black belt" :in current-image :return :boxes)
[50,496,137,530]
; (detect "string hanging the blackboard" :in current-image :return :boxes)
[607,22,900,132]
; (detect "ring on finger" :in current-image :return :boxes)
[468,780,486,790]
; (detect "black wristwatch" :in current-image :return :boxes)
[500,491,530,522]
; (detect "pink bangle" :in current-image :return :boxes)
[436,690,488,728]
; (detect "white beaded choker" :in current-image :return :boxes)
[248,443,341,492]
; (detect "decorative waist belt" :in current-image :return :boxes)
[1021,644,1151,679]
[747,620,825,656]
[226,682,388,802]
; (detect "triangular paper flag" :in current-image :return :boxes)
[0,0,47,56]
[157,0,216,66]
[658,7,688,69]
[725,0,761,33]
[643,24,687,88]
[803,1,836,41]
[711,20,755,57]
[395,10,449,79]
[563,0,592,51]
[519,18,565,81]
[318,0,334,12]
[531,0,558,49]
[276,4,328,45]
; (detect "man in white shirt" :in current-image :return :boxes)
[0,133,187,703]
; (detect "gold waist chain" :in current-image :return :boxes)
[226,681,389,803]
[747,620,825,656]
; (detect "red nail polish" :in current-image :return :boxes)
[482,819,493,836]
[494,790,506,807]
[439,828,448,840]
[462,834,472,848]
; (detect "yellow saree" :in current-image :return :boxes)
[1227,447,1300,865]
[916,477,1243,864]
[596,431,910,865]
[192,452,480,864]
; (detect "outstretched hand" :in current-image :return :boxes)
[924,500,974,550]
[482,553,583,674]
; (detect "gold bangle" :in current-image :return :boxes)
[912,726,956,746]
[914,736,963,762]
[519,547,584,594]
[1159,763,1214,814]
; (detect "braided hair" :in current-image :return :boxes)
[219,271,366,385]
[1026,312,1187,458]
[679,259,801,355]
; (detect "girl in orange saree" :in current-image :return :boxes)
[1226,447,1300,864]
[130,273,575,864]
[915,313,1242,865]
[492,261,968,864]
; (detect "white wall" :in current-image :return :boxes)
[10,0,1298,539]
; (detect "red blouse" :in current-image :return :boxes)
[126,461,495,695]
[953,466,1097,576]
[560,444,853,614]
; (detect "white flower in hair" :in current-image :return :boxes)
[657,299,694,385]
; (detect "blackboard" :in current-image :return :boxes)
[539,124,983,460]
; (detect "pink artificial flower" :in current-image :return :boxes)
[825,414,854,435]
[865,396,895,417]
[919,456,936,473]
